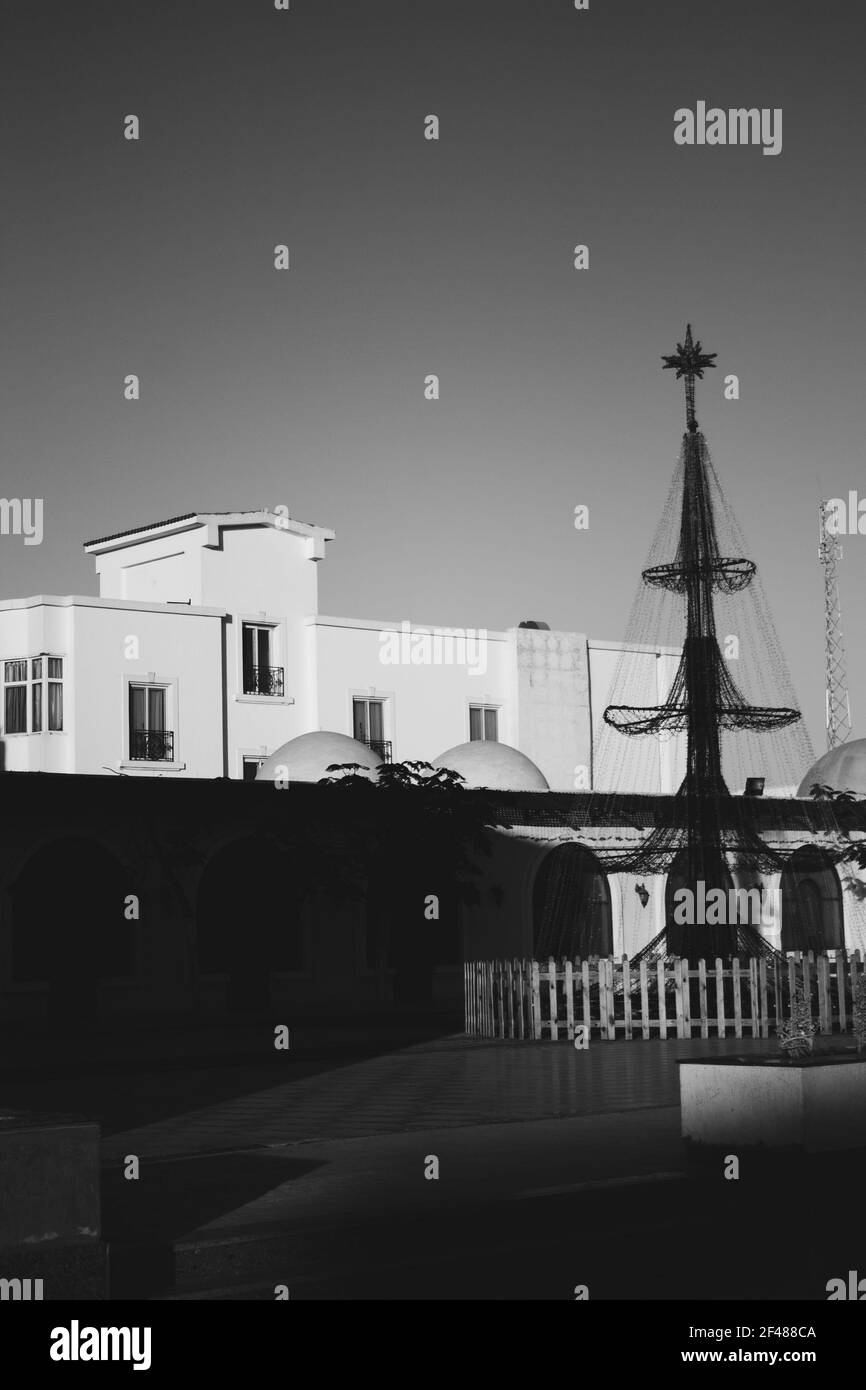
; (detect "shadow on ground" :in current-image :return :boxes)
[0,1012,462,1136]
[103,1149,326,1298]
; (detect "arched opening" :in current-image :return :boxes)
[365,848,460,1002]
[532,844,612,958]
[664,849,737,958]
[780,847,844,953]
[196,836,306,1011]
[10,837,134,1016]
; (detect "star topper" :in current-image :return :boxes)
[661,324,717,431]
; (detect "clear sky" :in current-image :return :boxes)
[2,0,864,757]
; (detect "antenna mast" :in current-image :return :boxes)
[818,500,852,749]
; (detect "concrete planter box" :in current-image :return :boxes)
[0,1111,105,1298]
[680,1053,866,1153]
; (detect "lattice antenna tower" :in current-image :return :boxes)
[818,499,852,749]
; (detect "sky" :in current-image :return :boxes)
[2,0,864,756]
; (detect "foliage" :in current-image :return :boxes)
[280,759,508,908]
[777,983,816,1060]
[808,782,866,853]
[853,975,866,1057]
[807,783,866,899]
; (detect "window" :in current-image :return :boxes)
[469,705,498,742]
[47,658,63,731]
[242,623,283,696]
[353,697,391,762]
[4,660,26,733]
[32,661,42,732]
[3,656,64,734]
[129,683,173,761]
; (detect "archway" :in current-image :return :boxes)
[365,848,460,1003]
[780,847,843,953]
[664,849,736,958]
[9,837,134,1017]
[532,844,612,958]
[196,836,305,1011]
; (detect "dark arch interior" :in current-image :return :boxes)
[365,847,461,1001]
[664,849,736,958]
[532,844,612,958]
[780,847,844,953]
[10,837,134,985]
[196,837,306,997]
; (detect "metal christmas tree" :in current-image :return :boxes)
[603,327,802,958]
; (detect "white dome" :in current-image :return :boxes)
[256,731,382,784]
[433,740,549,791]
[797,738,866,798]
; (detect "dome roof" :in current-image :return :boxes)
[797,738,866,798]
[433,740,549,791]
[256,731,382,784]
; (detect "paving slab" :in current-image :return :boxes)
[100,1034,778,1162]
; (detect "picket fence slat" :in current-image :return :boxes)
[759,957,769,1039]
[698,959,708,1039]
[803,952,813,1026]
[623,956,633,1041]
[564,959,575,1040]
[639,960,650,1041]
[581,959,591,1036]
[530,960,541,1040]
[817,954,831,1035]
[463,952,861,1043]
[605,956,616,1040]
[748,959,758,1039]
[732,959,742,1039]
[657,958,667,1039]
[682,958,692,1038]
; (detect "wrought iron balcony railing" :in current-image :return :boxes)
[243,665,285,697]
[130,729,174,762]
[364,738,392,764]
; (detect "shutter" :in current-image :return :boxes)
[129,685,147,732]
[353,699,367,742]
[368,700,384,743]
[148,687,166,731]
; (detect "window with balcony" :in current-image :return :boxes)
[242,623,283,696]
[3,656,64,734]
[129,683,173,761]
[469,705,498,742]
[353,697,391,763]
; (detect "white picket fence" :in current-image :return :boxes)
[464,951,865,1042]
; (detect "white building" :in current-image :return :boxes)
[0,508,682,790]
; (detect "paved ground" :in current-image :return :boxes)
[5,1030,779,1160]
[9,1028,862,1299]
[94,1033,780,1160]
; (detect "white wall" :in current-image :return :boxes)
[70,601,224,776]
[513,628,592,791]
[4,519,686,786]
[0,602,75,772]
[201,526,321,772]
[589,640,685,793]
[90,518,326,776]
[310,617,512,764]
[0,597,224,777]
[95,528,206,605]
